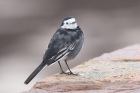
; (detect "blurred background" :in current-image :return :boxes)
[0,0,140,93]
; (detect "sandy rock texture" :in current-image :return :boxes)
[23,44,140,93]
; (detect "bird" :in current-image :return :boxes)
[24,17,84,84]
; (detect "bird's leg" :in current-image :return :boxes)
[58,61,67,74]
[65,60,78,75]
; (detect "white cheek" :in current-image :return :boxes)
[61,22,77,29]
[69,23,77,29]
[73,23,77,28]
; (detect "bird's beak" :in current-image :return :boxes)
[72,22,76,24]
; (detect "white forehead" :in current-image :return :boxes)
[64,18,76,23]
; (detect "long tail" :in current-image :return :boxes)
[24,62,47,84]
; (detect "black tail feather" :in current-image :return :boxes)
[24,62,47,84]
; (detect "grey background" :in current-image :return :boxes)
[0,0,140,93]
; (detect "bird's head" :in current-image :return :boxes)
[61,17,78,30]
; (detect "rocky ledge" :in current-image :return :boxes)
[22,44,140,93]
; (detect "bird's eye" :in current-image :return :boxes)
[66,22,68,24]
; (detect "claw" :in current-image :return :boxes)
[60,71,67,74]
[67,72,78,76]
[60,71,78,76]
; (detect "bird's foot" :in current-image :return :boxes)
[60,71,78,76]
[60,71,67,74]
[67,72,78,76]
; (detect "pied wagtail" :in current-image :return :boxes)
[24,17,84,84]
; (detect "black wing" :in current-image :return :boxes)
[43,29,75,65]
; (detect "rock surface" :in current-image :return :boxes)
[23,44,140,93]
